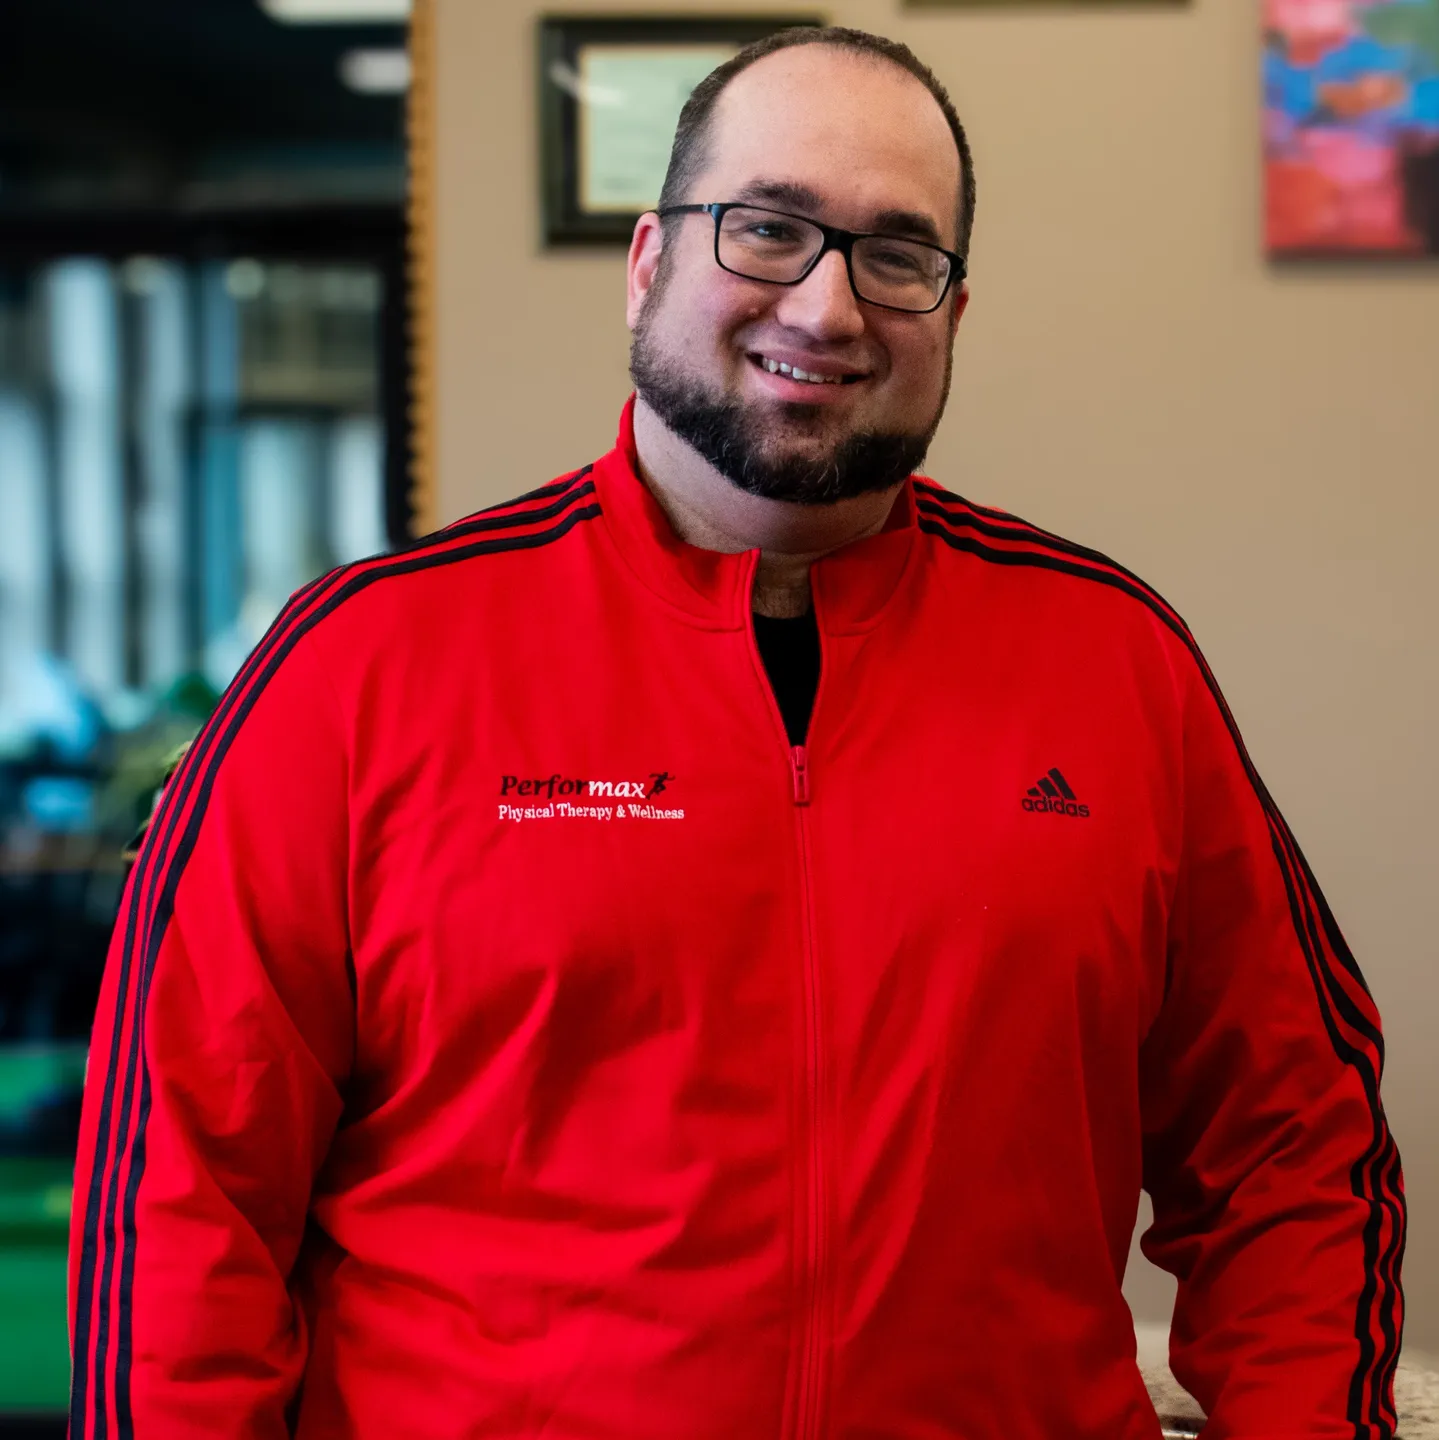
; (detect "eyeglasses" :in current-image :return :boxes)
[655,202,966,315]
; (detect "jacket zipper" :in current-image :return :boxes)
[790,746,810,805]
[792,787,825,1440]
[743,574,827,1440]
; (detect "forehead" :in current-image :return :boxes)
[698,46,961,245]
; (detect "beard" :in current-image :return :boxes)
[629,275,951,506]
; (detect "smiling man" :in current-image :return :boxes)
[628,40,969,626]
[69,25,1405,1440]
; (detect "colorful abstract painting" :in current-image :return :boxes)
[1265,0,1439,254]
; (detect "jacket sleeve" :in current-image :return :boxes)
[68,618,354,1439]
[1137,641,1406,1440]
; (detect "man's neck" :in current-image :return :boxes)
[631,396,902,619]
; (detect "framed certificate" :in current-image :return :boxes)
[539,15,824,245]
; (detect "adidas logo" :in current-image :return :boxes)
[1021,767,1091,819]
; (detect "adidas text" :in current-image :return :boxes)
[1020,796,1090,819]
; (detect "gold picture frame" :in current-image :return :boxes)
[538,15,823,246]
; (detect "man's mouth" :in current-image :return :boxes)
[748,353,867,386]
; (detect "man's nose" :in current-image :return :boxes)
[772,248,866,340]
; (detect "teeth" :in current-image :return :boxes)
[760,356,845,385]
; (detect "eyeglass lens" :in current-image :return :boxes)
[717,206,951,312]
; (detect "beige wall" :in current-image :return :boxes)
[432,0,1438,1352]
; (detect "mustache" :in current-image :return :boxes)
[630,327,940,505]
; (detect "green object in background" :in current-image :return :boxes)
[0,1044,87,1126]
[1364,1,1439,68]
[0,1048,86,1414]
[0,1158,73,1413]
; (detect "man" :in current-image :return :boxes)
[70,26,1405,1440]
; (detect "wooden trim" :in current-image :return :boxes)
[406,0,438,534]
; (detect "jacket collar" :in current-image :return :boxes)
[593,396,919,635]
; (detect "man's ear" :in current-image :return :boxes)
[627,211,665,329]
[950,281,970,337]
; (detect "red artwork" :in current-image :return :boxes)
[1264,0,1439,255]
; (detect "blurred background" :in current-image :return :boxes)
[3,0,1438,1433]
[0,0,413,1427]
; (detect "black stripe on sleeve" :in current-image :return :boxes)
[917,504,1405,1436]
[76,498,600,1440]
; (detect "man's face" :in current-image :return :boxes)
[626,45,968,505]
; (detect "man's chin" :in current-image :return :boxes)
[743,397,859,442]
[631,338,935,504]
[746,437,849,479]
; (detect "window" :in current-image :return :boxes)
[0,252,397,1413]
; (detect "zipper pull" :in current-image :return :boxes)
[790,745,811,806]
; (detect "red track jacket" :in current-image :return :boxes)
[70,399,1405,1439]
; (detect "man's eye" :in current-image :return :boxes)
[744,222,803,244]
[869,246,925,274]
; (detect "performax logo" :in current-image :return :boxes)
[497,772,683,824]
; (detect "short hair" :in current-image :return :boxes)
[657,26,976,260]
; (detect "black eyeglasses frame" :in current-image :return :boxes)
[654,201,967,315]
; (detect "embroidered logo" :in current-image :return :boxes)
[1021,767,1090,819]
[497,772,683,824]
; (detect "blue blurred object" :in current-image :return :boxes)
[18,780,94,834]
[1265,49,1319,121]
[0,655,104,766]
[1313,36,1413,84]
[1413,74,1439,124]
